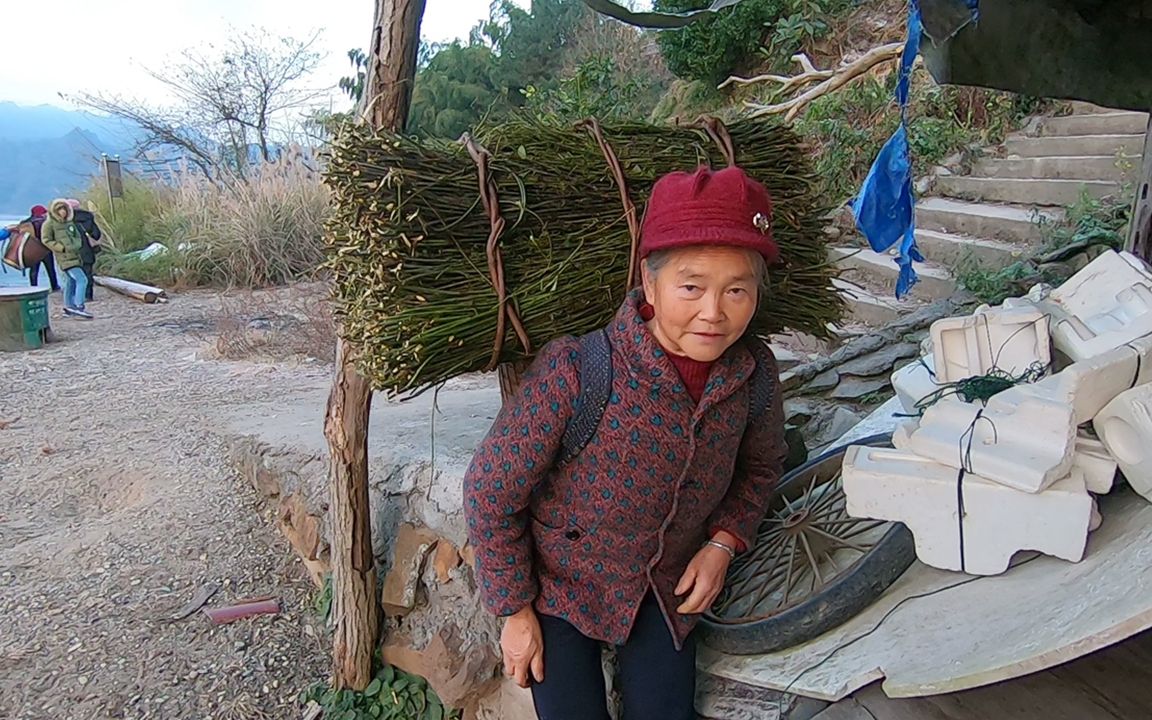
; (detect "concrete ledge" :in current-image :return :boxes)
[1003,134,1145,158]
[915,197,1057,244]
[830,248,956,301]
[935,176,1121,208]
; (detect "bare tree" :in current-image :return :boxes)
[68,29,325,178]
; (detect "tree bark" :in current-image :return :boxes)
[362,0,427,132]
[324,0,426,691]
[324,339,379,690]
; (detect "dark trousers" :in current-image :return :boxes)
[29,253,60,291]
[82,263,95,300]
[531,594,696,720]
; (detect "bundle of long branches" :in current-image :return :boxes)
[325,117,841,395]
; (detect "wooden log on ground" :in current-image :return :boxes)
[94,276,168,304]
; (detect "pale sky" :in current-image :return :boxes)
[3,0,520,110]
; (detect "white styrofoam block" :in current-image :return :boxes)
[1014,333,1152,425]
[1073,432,1117,495]
[843,445,1093,575]
[1045,250,1152,362]
[930,307,1051,384]
[891,356,942,415]
[904,386,1077,493]
[891,419,917,449]
[1094,383,1152,502]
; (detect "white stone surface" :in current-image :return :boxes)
[700,489,1152,701]
[902,387,1077,493]
[1016,334,1152,425]
[1045,250,1152,362]
[891,356,941,415]
[1073,432,1118,495]
[930,307,1051,383]
[1095,384,1152,502]
[843,445,1093,575]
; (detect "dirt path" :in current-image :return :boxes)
[0,287,333,719]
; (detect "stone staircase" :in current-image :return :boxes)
[833,105,1149,329]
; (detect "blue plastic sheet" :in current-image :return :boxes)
[850,0,978,299]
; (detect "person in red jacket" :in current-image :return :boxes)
[25,205,61,292]
[464,166,786,720]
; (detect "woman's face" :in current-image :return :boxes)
[641,246,760,362]
[54,206,68,221]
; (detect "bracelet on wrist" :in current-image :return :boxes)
[705,539,737,559]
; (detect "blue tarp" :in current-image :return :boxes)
[851,0,979,298]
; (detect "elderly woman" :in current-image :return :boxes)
[464,166,786,719]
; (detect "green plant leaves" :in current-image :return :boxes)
[308,665,456,720]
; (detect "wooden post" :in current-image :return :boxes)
[1126,114,1152,263]
[324,0,426,691]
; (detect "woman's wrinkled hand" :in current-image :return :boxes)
[675,543,733,615]
[501,605,545,688]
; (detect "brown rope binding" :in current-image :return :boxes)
[695,116,737,168]
[577,117,642,291]
[462,134,532,371]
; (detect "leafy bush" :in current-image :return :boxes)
[654,0,856,85]
[1038,190,1131,254]
[304,664,459,720]
[95,247,189,288]
[82,175,171,254]
[956,190,1130,305]
[654,0,785,85]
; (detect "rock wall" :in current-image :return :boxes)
[224,377,534,718]
[781,296,968,454]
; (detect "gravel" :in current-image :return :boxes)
[0,288,334,720]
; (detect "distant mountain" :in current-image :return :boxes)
[0,103,138,215]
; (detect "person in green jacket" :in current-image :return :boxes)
[40,198,93,319]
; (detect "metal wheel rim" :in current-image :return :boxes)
[707,453,890,624]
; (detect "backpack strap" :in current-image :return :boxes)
[745,337,778,425]
[558,329,613,465]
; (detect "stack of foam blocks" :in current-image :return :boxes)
[843,250,1152,575]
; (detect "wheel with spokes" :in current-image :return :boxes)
[699,433,915,655]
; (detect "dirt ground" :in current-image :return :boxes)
[0,286,335,719]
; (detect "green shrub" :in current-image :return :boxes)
[95,247,189,288]
[793,71,1049,204]
[80,175,170,254]
[654,0,783,85]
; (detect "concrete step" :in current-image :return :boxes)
[1035,112,1149,137]
[936,176,1121,207]
[914,229,1028,269]
[915,197,1059,244]
[831,278,905,326]
[830,247,956,301]
[1003,134,1145,158]
[973,155,1141,182]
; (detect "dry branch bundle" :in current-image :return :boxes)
[325,117,842,395]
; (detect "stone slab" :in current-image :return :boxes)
[699,488,1152,701]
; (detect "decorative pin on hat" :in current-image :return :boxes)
[753,212,771,233]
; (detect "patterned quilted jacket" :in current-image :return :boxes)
[463,292,785,648]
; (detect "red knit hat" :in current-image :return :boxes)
[30,205,48,217]
[639,166,779,264]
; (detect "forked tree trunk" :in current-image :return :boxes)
[324,0,426,691]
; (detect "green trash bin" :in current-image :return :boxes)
[0,286,51,351]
